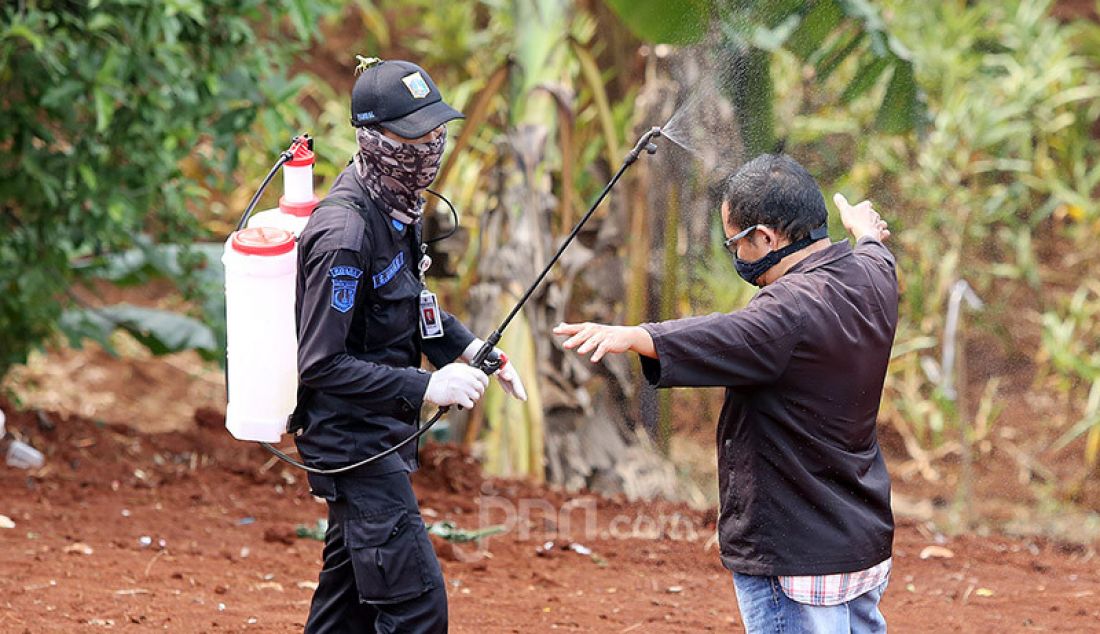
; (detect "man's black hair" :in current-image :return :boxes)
[723,154,827,242]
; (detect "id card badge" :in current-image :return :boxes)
[419,289,444,339]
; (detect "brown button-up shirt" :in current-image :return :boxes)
[640,237,898,576]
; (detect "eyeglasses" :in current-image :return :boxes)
[722,224,761,255]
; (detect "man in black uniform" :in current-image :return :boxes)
[291,59,526,634]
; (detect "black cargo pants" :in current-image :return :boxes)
[304,471,447,634]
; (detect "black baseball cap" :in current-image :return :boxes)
[350,59,464,138]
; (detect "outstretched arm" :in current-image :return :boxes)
[552,322,656,363]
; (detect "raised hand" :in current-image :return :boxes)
[834,192,890,242]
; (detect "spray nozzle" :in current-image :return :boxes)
[626,126,663,165]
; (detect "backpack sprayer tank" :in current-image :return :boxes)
[222,135,318,442]
[222,226,298,442]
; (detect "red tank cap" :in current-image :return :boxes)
[231,227,295,256]
[280,195,321,217]
[286,139,315,167]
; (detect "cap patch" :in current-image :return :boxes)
[402,72,431,99]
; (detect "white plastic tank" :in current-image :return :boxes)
[248,137,320,238]
[222,227,299,442]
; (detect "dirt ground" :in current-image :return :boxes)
[1,404,1098,633]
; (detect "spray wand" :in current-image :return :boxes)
[252,127,663,474]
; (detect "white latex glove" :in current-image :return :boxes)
[461,339,527,402]
[424,363,489,409]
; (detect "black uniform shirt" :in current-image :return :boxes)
[292,164,475,485]
[640,237,899,576]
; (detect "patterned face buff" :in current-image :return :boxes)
[354,126,446,224]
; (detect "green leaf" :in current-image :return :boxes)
[90,304,217,355]
[58,309,119,355]
[603,0,712,45]
[839,53,890,104]
[786,0,844,61]
[876,60,918,133]
[813,27,864,81]
[93,89,114,133]
[78,165,98,190]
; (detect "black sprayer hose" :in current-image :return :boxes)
[254,127,662,475]
[488,127,662,343]
[236,151,295,232]
[259,408,447,475]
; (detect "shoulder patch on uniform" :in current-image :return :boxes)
[372,252,405,289]
[329,266,363,313]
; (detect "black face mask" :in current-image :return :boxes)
[734,225,829,287]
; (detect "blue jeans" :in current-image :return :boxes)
[732,573,887,634]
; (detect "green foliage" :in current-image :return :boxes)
[606,0,925,155]
[604,0,712,45]
[779,0,1100,461]
[718,0,925,149]
[61,304,217,358]
[0,0,335,377]
[65,236,226,360]
[1041,283,1100,465]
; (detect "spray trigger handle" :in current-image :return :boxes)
[476,349,503,376]
[470,334,504,376]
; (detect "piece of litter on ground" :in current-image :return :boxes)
[238,517,255,526]
[427,520,507,543]
[666,586,683,594]
[0,515,15,529]
[64,542,94,556]
[139,536,152,548]
[255,582,283,592]
[247,617,258,624]
[217,602,226,611]
[120,509,131,518]
[975,588,994,597]
[239,546,251,559]
[297,581,319,591]
[567,543,592,556]
[295,519,328,541]
[115,588,151,596]
[919,545,955,560]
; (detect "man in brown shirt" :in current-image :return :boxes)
[555,154,898,633]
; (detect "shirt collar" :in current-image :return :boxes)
[785,240,851,276]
